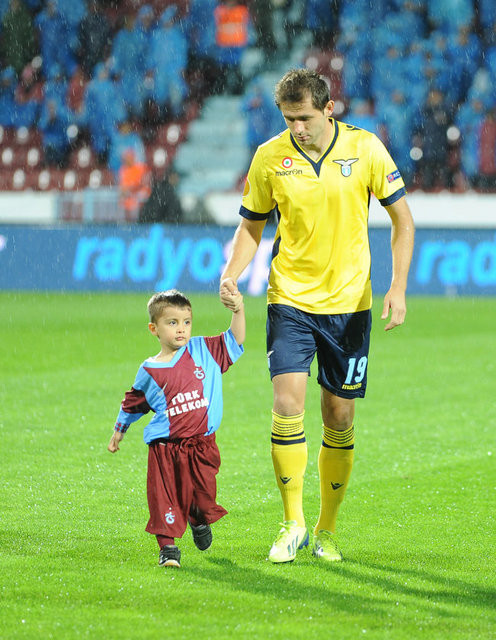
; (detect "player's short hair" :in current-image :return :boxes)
[274,68,330,111]
[147,289,192,323]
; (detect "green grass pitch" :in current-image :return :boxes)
[1,292,495,640]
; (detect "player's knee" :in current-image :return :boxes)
[273,395,305,416]
[321,399,354,430]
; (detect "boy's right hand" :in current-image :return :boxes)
[230,291,244,313]
[219,278,239,309]
[108,431,124,453]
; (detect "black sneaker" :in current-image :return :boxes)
[159,545,181,568]
[190,523,212,551]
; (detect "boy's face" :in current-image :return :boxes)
[149,305,192,353]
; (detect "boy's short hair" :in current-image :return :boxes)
[147,289,192,323]
[274,68,330,111]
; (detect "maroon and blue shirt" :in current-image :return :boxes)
[114,329,243,444]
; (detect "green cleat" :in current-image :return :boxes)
[268,520,309,563]
[312,530,343,562]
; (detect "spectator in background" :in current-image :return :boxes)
[118,148,151,222]
[479,0,496,41]
[427,0,474,34]
[186,0,219,100]
[455,91,485,188]
[390,0,426,36]
[149,4,188,120]
[380,90,416,186]
[345,98,384,138]
[43,63,69,110]
[447,26,481,105]
[108,119,146,178]
[77,0,111,77]
[370,42,406,111]
[337,23,372,100]
[277,0,307,54]
[0,0,9,20]
[139,168,184,224]
[135,4,156,52]
[305,0,336,49]
[147,6,188,120]
[82,61,126,163]
[0,65,37,127]
[55,0,86,36]
[110,14,145,119]
[0,0,36,76]
[38,98,72,167]
[35,0,78,78]
[14,61,42,122]
[66,65,87,116]
[248,0,276,60]
[478,107,496,191]
[241,77,281,160]
[214,0,251,94]
[401,39,427,107]
[416,87,450,190]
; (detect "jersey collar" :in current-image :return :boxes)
[289,119,339,177]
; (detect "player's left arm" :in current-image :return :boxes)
[383,196,415,331]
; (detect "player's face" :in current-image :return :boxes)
[280,93,334,153]
[149,306,192,353]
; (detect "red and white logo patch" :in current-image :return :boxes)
[282,157,293,169]
[194,366,205,380]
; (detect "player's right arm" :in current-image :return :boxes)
[220,217,266,308]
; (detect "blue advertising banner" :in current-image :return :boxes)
[1,224,495,295]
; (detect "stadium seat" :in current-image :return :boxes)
[15,127,41,147]
[13,169,26,190]
[156,123,186,146]
[304,49,344,100]
[27,147,42,168]
[1,147,14,168]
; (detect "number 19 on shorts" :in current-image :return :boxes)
[342,356,368,390]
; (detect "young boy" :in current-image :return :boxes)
[108,289,245,568]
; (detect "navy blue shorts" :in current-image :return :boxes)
[266,304,372,398]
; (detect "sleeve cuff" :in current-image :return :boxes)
[239,205,273,221]
[379,187,407,206]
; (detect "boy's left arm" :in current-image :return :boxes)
[229,293,245,346]
[108,430,124,453]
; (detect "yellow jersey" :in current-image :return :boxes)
[240,120,406,314]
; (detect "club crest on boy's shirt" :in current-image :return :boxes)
[194,366,205,380]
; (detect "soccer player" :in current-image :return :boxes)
[108,289,244,568]
[220,69,414,563]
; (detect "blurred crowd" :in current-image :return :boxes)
[0,0,496,193]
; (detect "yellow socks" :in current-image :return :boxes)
[271,411,307,527]
[314,424,355,535]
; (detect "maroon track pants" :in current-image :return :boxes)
[145,433,228,539]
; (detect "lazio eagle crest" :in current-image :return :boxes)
[333,158,359,177]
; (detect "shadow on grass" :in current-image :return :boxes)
[341,558,496,613]
[185,555,388,617]
[185,554,496,620]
